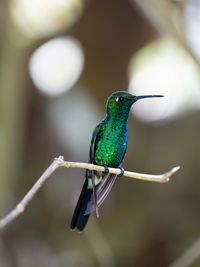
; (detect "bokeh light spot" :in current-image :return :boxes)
[128,39,200,123]
[10,0,83,38]
[29,37,84,96]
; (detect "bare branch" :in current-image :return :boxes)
[0,156,180,230]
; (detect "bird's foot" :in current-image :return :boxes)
[118,167,124,177]
[103,165,109,174]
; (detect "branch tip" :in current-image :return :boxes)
[54,155,64,163]
[173,166,180,173]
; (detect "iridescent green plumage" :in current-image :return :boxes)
[70,91,163,231]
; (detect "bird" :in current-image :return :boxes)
[70,91,163,231]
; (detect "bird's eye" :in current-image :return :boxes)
[116,97,126,103]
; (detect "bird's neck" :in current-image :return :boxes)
[106,111,130,127]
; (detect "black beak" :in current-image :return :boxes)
[134,95,164,101]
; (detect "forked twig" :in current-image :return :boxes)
[0,156,180,230]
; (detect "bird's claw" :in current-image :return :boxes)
[103,165,124,176]
[118,167,124,177]
[103,165,109,174]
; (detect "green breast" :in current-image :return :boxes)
[94,119,128,167]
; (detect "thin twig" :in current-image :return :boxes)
[0,155,180,230]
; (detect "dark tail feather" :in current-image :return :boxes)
[70,179,93,231]
[71,173,118,231]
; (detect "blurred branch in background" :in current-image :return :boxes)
[0,156,180,230]
[131,0,185,39]
[169,237,200,267]
[131,0,200,67]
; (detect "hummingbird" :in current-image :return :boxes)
[70,91,163,231]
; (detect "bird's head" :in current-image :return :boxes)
[106,91,163,117]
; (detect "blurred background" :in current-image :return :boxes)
[1,0,200,266]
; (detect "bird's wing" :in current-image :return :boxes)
[89,124,101,164]
[87,124,102,217]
